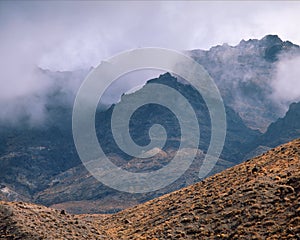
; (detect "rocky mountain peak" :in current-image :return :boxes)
[188,34,300,130]
[259,34,299,62]
[260,34,283,45]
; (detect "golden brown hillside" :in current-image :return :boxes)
[0,201,109,239]
[100,139,300,239]
[1,139,300,239]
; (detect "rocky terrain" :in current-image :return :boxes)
[1,139,299,239]
[0,73,258,213]
[100,138,300,239]
[34,150,234,214]
[0,201,108,239]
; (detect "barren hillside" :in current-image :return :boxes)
[1,139,300,239]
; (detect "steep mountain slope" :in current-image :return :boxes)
[245,101,300,160]
[99,139,300,239]
[96,73,260,163]
[260,102,300,147]
[1,139,299,239]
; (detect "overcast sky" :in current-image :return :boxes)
[1,1,300,71]
[0,1,300,124]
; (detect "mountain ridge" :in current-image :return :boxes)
[189,34,300,131]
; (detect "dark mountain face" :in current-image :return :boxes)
[96,73,259,163]
[0,109,80,198]
[241,101,300,160]
[257,101,300,148]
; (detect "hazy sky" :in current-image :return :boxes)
[1,1,300,71]
[0,1,300,124]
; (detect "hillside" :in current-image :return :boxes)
[0,201,109,239]
[100,139,300,239]
[1,139,299,239]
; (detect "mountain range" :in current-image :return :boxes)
[1,34,300,214]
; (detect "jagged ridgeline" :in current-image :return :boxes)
[95,72,258,164]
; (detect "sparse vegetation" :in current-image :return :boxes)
[1,139,300,239]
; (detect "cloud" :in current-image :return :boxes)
[2,1,300,70]
[0,1,300,125]
[271,55,300,108]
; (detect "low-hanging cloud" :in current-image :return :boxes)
[271,55,300,109]
[1,1,300,125]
